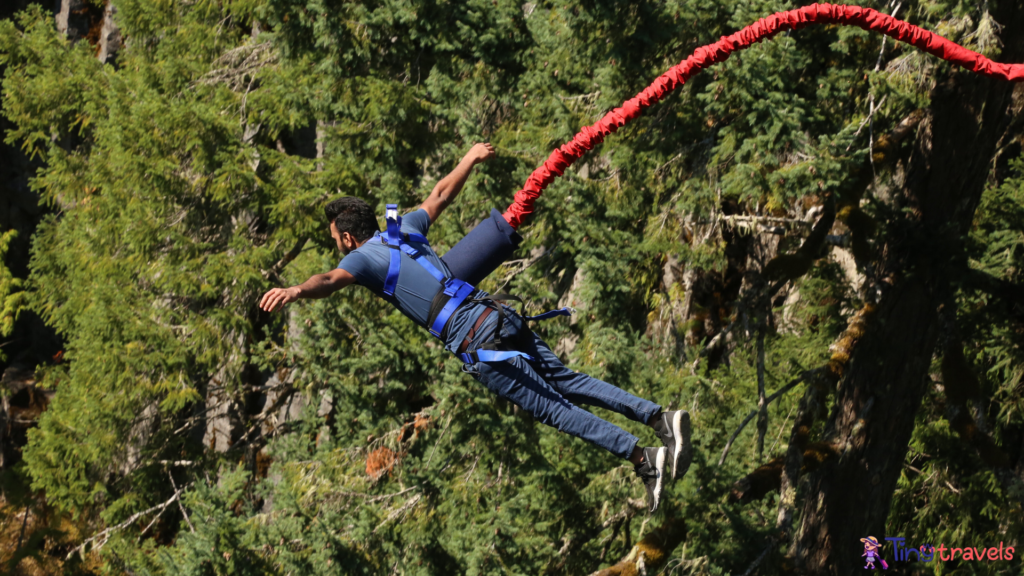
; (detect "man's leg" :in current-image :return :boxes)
[500,309,661,424]
[462,305,675,510]
[472,354,669,512]
[471,356,640,460]
[498,308,692,480]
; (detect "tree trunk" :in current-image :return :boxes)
[54,0,89,41]
[792,5,1024,572]
[96,2,121,65]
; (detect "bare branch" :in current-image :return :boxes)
[372,494,423,534]
[262,237,309,285]
[755,325,768,463]
[718,371,813,467]
[494,245,556,293]
[195,41,278,91]
[739,537,778,576]
[548,498,645,573]
[325,486,420,504]
[424,403,459,469]
[168,471,196,534]
[69,486,188,559]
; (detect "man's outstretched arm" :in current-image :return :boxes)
[259,268,355,312]
[419,142,495,223]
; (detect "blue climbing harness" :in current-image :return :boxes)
[380,204,572,365]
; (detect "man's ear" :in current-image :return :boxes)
[341,231,358,250]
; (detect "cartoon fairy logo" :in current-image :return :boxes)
[861,536,889,570]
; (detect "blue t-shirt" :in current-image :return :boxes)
[338,209,489,352]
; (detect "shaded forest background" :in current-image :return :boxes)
[1,0,1023,574]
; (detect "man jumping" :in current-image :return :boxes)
[258,143,691,512]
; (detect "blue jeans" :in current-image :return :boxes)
[463,306,661,459]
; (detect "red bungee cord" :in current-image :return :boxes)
[502,3,1024,229]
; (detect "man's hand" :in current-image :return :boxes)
[467,142,495,165]
[259,270,354,311]
[420,142,496,223]
[259,286,300,312]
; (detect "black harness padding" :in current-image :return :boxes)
[441,209,522,286]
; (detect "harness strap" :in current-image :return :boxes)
[457,306,496,354]
[399,242,446,283]
[459,350,535,364]
[430,280,475,337]
[482,293,572,323]
[383,204,403,296]
[524,307,574,321]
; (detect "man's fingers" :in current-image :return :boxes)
[277,292,294,310]
[271,293,288,312]
[266,290,281,307]
[265,290,282,310]
[260,289,287,312]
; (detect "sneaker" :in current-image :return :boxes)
[634,446,668,513]
[651,410,692,481]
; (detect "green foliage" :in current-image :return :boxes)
[0,229,26,360]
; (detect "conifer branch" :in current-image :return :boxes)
[717,214,813,229]
[495,245,556,292]
[195,41,277,91]
[463,454,481,482]
[937,305,1024,508]
[225,385,299,453]
[730,303,877,508]
[14,504,30,562]
[848,95,889,143]
[697,279,786,362]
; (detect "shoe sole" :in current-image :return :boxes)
[652,447,667,512]
[672,411,693,481]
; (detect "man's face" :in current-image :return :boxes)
[330,221,358,255]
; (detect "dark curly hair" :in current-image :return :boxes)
[324,197,379,242]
